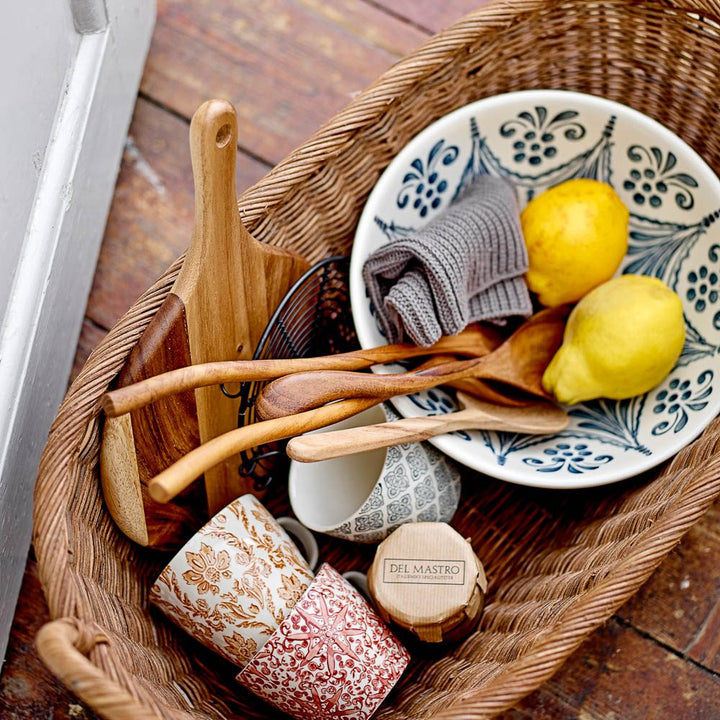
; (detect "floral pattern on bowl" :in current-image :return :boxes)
[350,90,720,490]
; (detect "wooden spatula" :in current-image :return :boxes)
[99,99,309,550]
[285,392,569,462]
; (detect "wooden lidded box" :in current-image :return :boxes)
[368,522,488,644]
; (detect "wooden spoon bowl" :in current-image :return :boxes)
[256,306,569,420]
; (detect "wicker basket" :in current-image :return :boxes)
[33,1,720,718]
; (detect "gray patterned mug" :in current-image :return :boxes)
[288,402,462,543]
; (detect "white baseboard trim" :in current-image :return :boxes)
[0,1,155,663]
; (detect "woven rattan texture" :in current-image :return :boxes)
[33,1,720,719]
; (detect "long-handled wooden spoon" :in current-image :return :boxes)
[147,396,381,504]
[255,306,569,420]
[100,324,505,417]
[286,391,569,462]
[144,354,520,506]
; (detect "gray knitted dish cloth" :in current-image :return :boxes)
[362,174,532,347]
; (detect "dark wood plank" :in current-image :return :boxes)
[0,556,98,720]
[372,0,494,33]
[690,598,720,674]
[85,97,269,331]
[140,0,428,165]
[498,618,720,720]
[299,0,428,53]
[616,500,720,673]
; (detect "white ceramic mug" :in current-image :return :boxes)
[150,493,318,668]
[289,402,462,543]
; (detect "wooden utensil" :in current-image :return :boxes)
[145,380,561,506]
[100,324,505,417]
[286,391,569,462]
[255,305,569,420]
[147,396,382,504]
[143,309,567,506]
[99,99,309,549]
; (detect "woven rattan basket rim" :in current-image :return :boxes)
[237,0,720,250]
[33,1,720,718]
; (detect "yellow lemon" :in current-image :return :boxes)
[542,274,685,405]
[521,178,629,307]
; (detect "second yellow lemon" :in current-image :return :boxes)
[521,178,629,307]
[542,274,685,405]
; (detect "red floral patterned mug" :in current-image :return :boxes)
[236,563,410,719]
[150,494,318,668]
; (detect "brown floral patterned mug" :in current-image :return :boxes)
[150,494,318,668]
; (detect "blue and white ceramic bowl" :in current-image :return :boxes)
[349,89,720,490]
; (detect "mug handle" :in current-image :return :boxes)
[342,570,370,601]
[277,517,319,571]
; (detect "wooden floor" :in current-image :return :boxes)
[3,1,720,717]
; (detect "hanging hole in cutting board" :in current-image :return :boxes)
[215,123,232,147]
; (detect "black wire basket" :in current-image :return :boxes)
[226,255,358,490]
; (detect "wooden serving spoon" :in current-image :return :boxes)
[100,324,505,417]
[146,385,564,505]
[255,305,569,420]
[286,391,569,462]
[147,396,382,504]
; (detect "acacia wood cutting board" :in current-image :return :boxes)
[100,99,309,550]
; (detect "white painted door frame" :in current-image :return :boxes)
[0,0,155,662]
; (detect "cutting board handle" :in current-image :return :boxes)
[178,99,243,293]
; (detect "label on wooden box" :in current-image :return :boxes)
[367,522,488,643]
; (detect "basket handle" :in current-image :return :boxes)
[35,618,164,720]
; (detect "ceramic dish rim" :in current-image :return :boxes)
[349,88,720,490]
